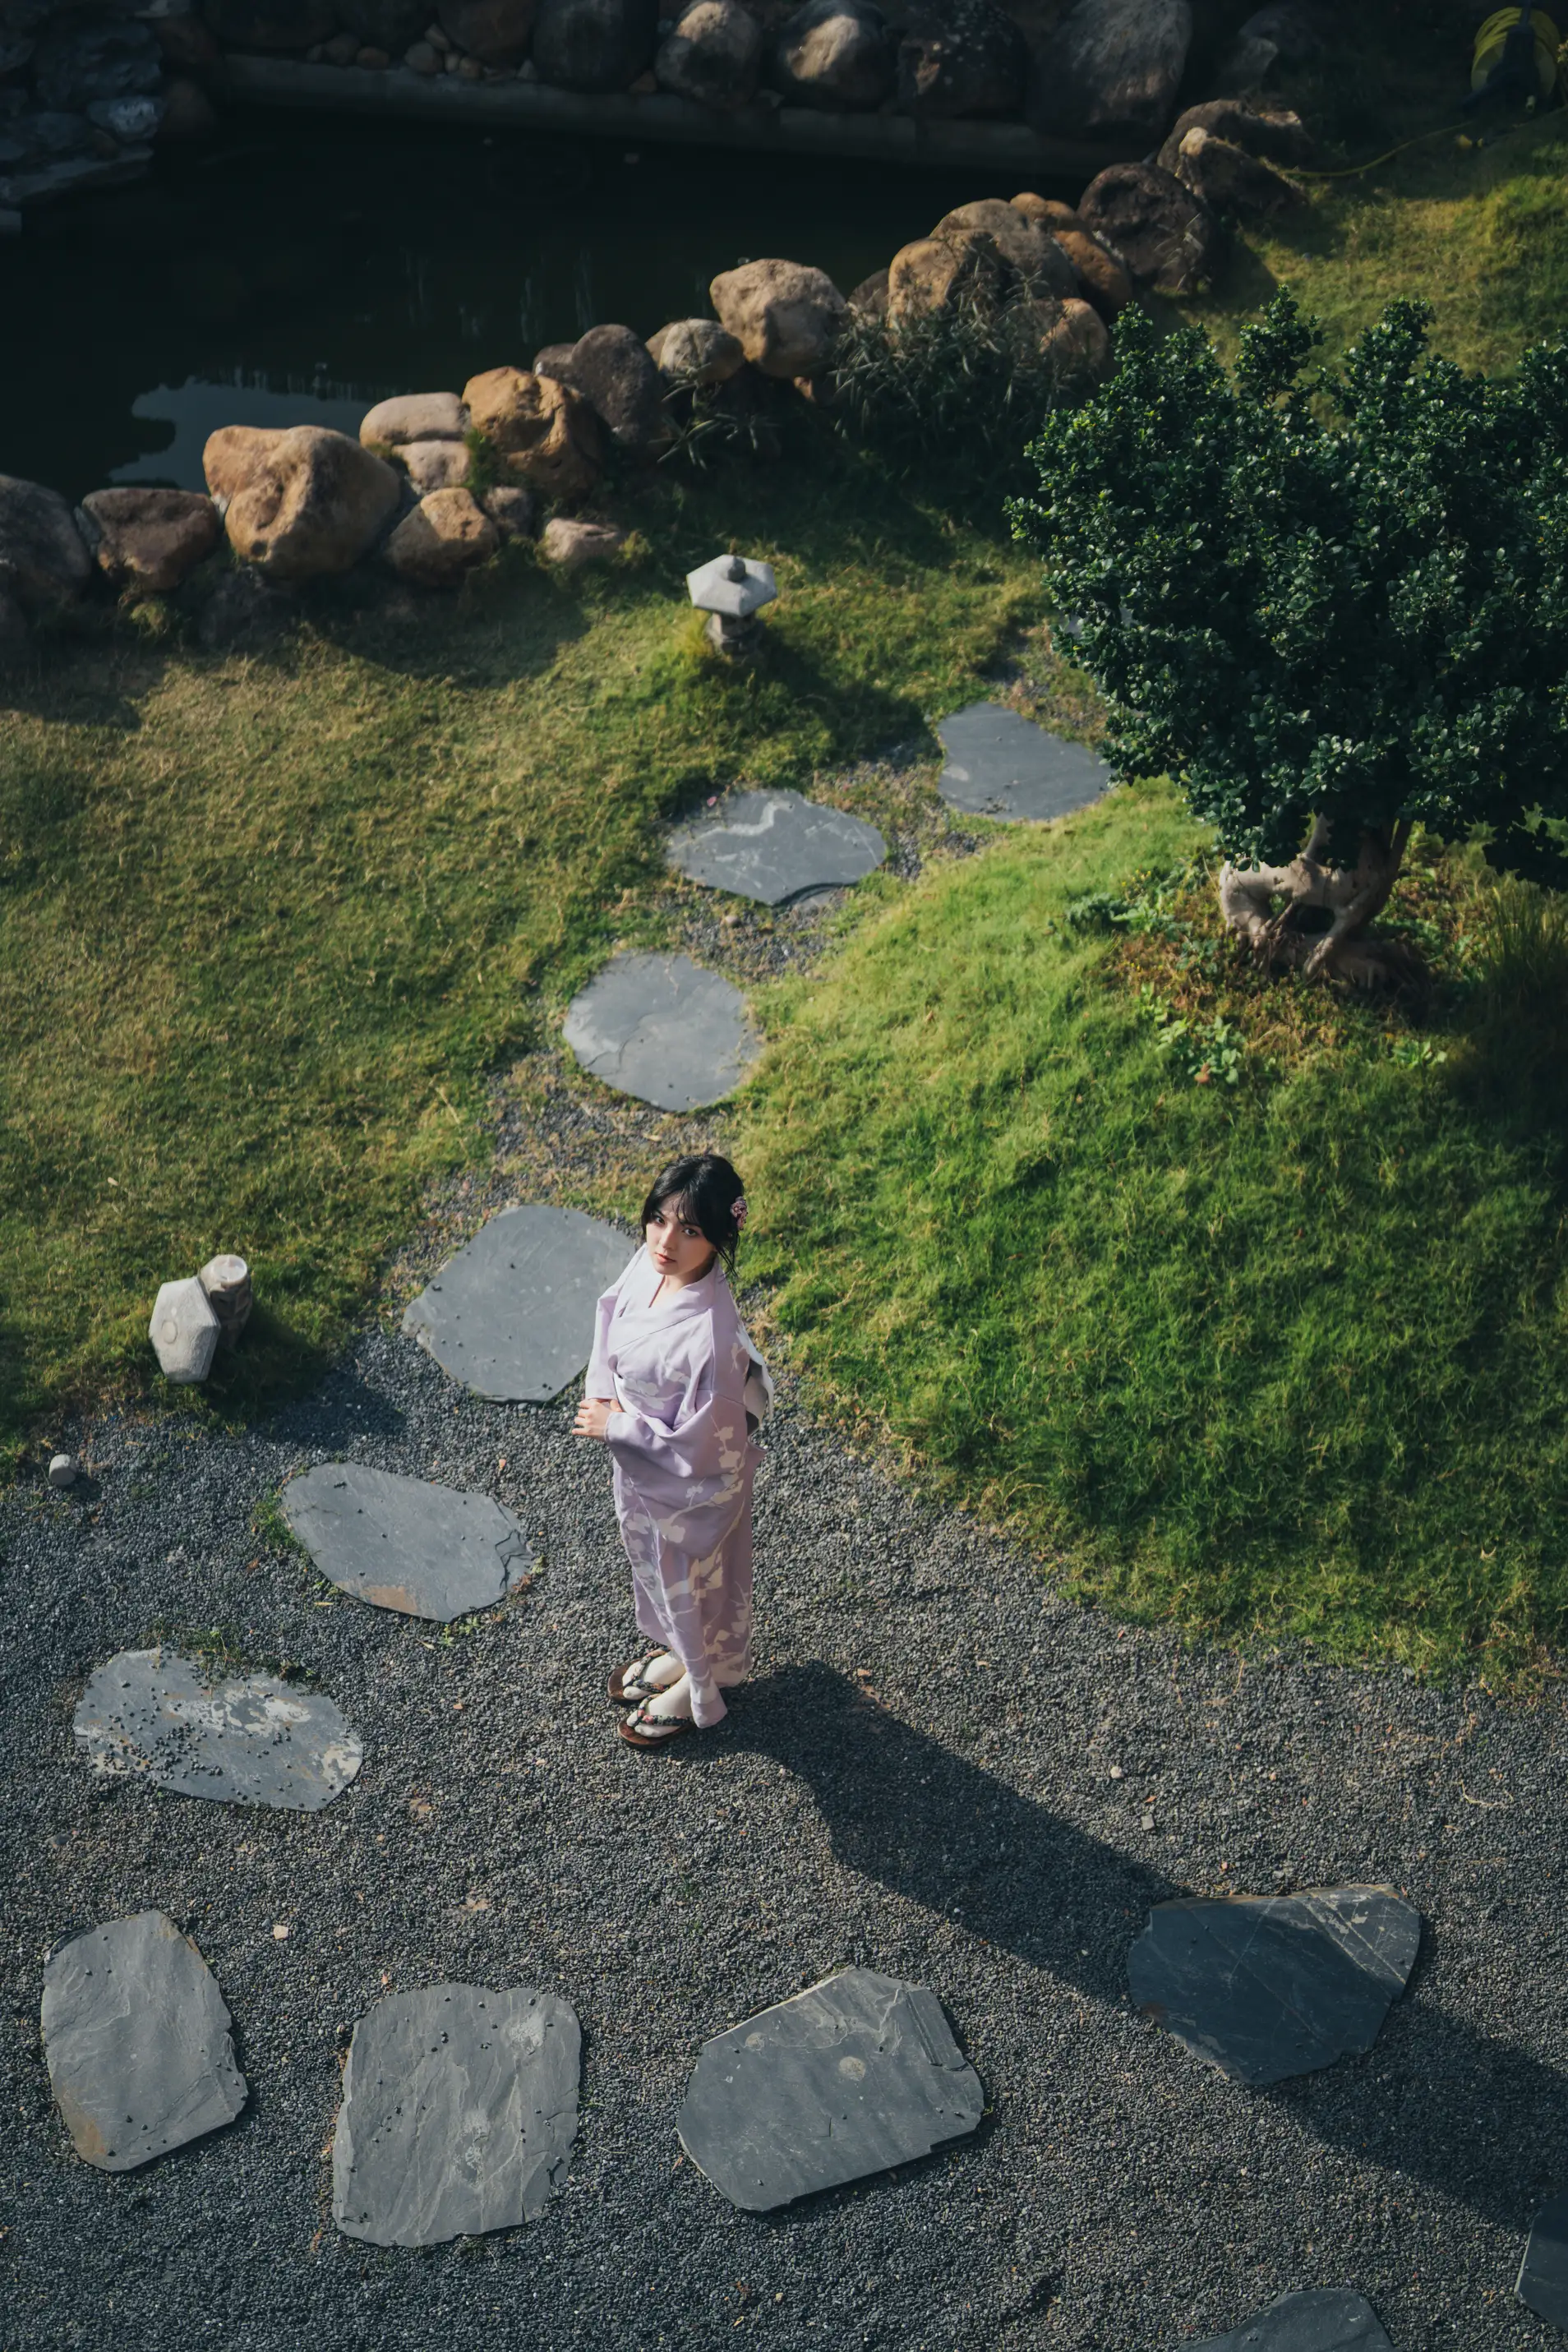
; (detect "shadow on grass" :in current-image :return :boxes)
[703,1663,1566,2235]
[196,1300,337,1429]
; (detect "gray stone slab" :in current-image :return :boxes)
[281,1463,536,1622]
[936,702,1111,823]
[667,787,886,906]
[73,1647,362,1812]
[1187,2288,1394,2350]
[1519,2190,1568,2331]
[41,1910,247,2170]
[563,952,759,1112]
[1128,1884,1419,2088]
[676,1966,983,2212]
[401,1202,634,1403]
[333,1983,579,2248]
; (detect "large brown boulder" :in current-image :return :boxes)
[382,488,500,586]
[846,267,890,318]
[931,198,1077,299]
[359,391,468,447]
[647,318,745,385]
[1077,160,1217,296]
[532,0,657,90]
[897,0,1025,118]
[1032,0,1192,143]
[0,475,92,615]
[436,0,537,62]
[462,367,604,501]
[203,426,279,505]
[708,258,848,378]
[399,440,473,494]
[1169,122,1305,214]
[556,323,671,455]
[204,427,401,580]
[1010,191,1077,228]
[79,488,221,593]
[769,0,892,110]
[886,235,1001,326]
[1155,98,1312,173]
[541,517,626,568]
[655,0,762,106]
[1035,295,1113,386]
[202,0,338,49]
[1009,200,1133,316]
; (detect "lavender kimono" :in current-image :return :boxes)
[587,1247,769,1727]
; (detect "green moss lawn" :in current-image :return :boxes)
[1192,32,1568,373]
[0,464,1036,1454]
[736,784,1568,1684]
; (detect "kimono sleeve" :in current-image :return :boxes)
[604,1312,751,1550]
[584,1250,639,1397]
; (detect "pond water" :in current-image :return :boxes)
[2,111,1053,500]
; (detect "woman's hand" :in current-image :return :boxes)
[574,1396,614,1439]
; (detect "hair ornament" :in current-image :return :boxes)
[731,1197,748,1225]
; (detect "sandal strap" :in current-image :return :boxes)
[627,1701,689,1736]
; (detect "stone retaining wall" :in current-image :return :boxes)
[0,0,1307,219]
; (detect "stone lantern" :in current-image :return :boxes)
[686,551,777,657]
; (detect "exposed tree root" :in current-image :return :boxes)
[1218,818,1419,989]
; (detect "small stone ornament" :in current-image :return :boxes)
[198,1252,253,1344]
[687,551,777,657]
[148,1275,219,1384]
[48,1452,77,1487]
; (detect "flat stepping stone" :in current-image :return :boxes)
[563,952,759,1112]
[402,1203,633,1403]
[936,703,1110,823]
[73,1647,362,1812]
[333,1983,579,2248]
[282,1463,535,1622]
[1519,2190,1568,2330]
[667,787,886,906]
[41,1911,247,2171]
[676,1966,982,2212]
[1187,2288,1394,2350]
[1128,1884,1419,2088]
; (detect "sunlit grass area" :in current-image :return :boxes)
[0,460,1040,1459]
[737,782,1568,1685]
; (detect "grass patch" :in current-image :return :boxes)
[735,780,1568,1685]
[1190,35,1568,376]
[0,456,1039,1464]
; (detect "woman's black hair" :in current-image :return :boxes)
[640,1153,746,1274]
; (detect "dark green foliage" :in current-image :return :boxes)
[832,290,1073,498]
[1011,293,1568,883]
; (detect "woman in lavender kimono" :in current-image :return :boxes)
[574,1153,772,1750]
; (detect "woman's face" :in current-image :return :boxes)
[646,1196,717,1286]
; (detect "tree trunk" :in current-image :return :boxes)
[1217,817,1415,985]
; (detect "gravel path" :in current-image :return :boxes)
[4,749,1567,2351]
[4,1311,1566,2352]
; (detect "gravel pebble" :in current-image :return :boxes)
[3,1316,1565,2351]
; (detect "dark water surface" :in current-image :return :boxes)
[3,111,1046,498]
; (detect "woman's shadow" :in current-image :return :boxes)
[699,1663,1566,2235]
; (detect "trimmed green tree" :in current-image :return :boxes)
[1011,292,1568,981]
